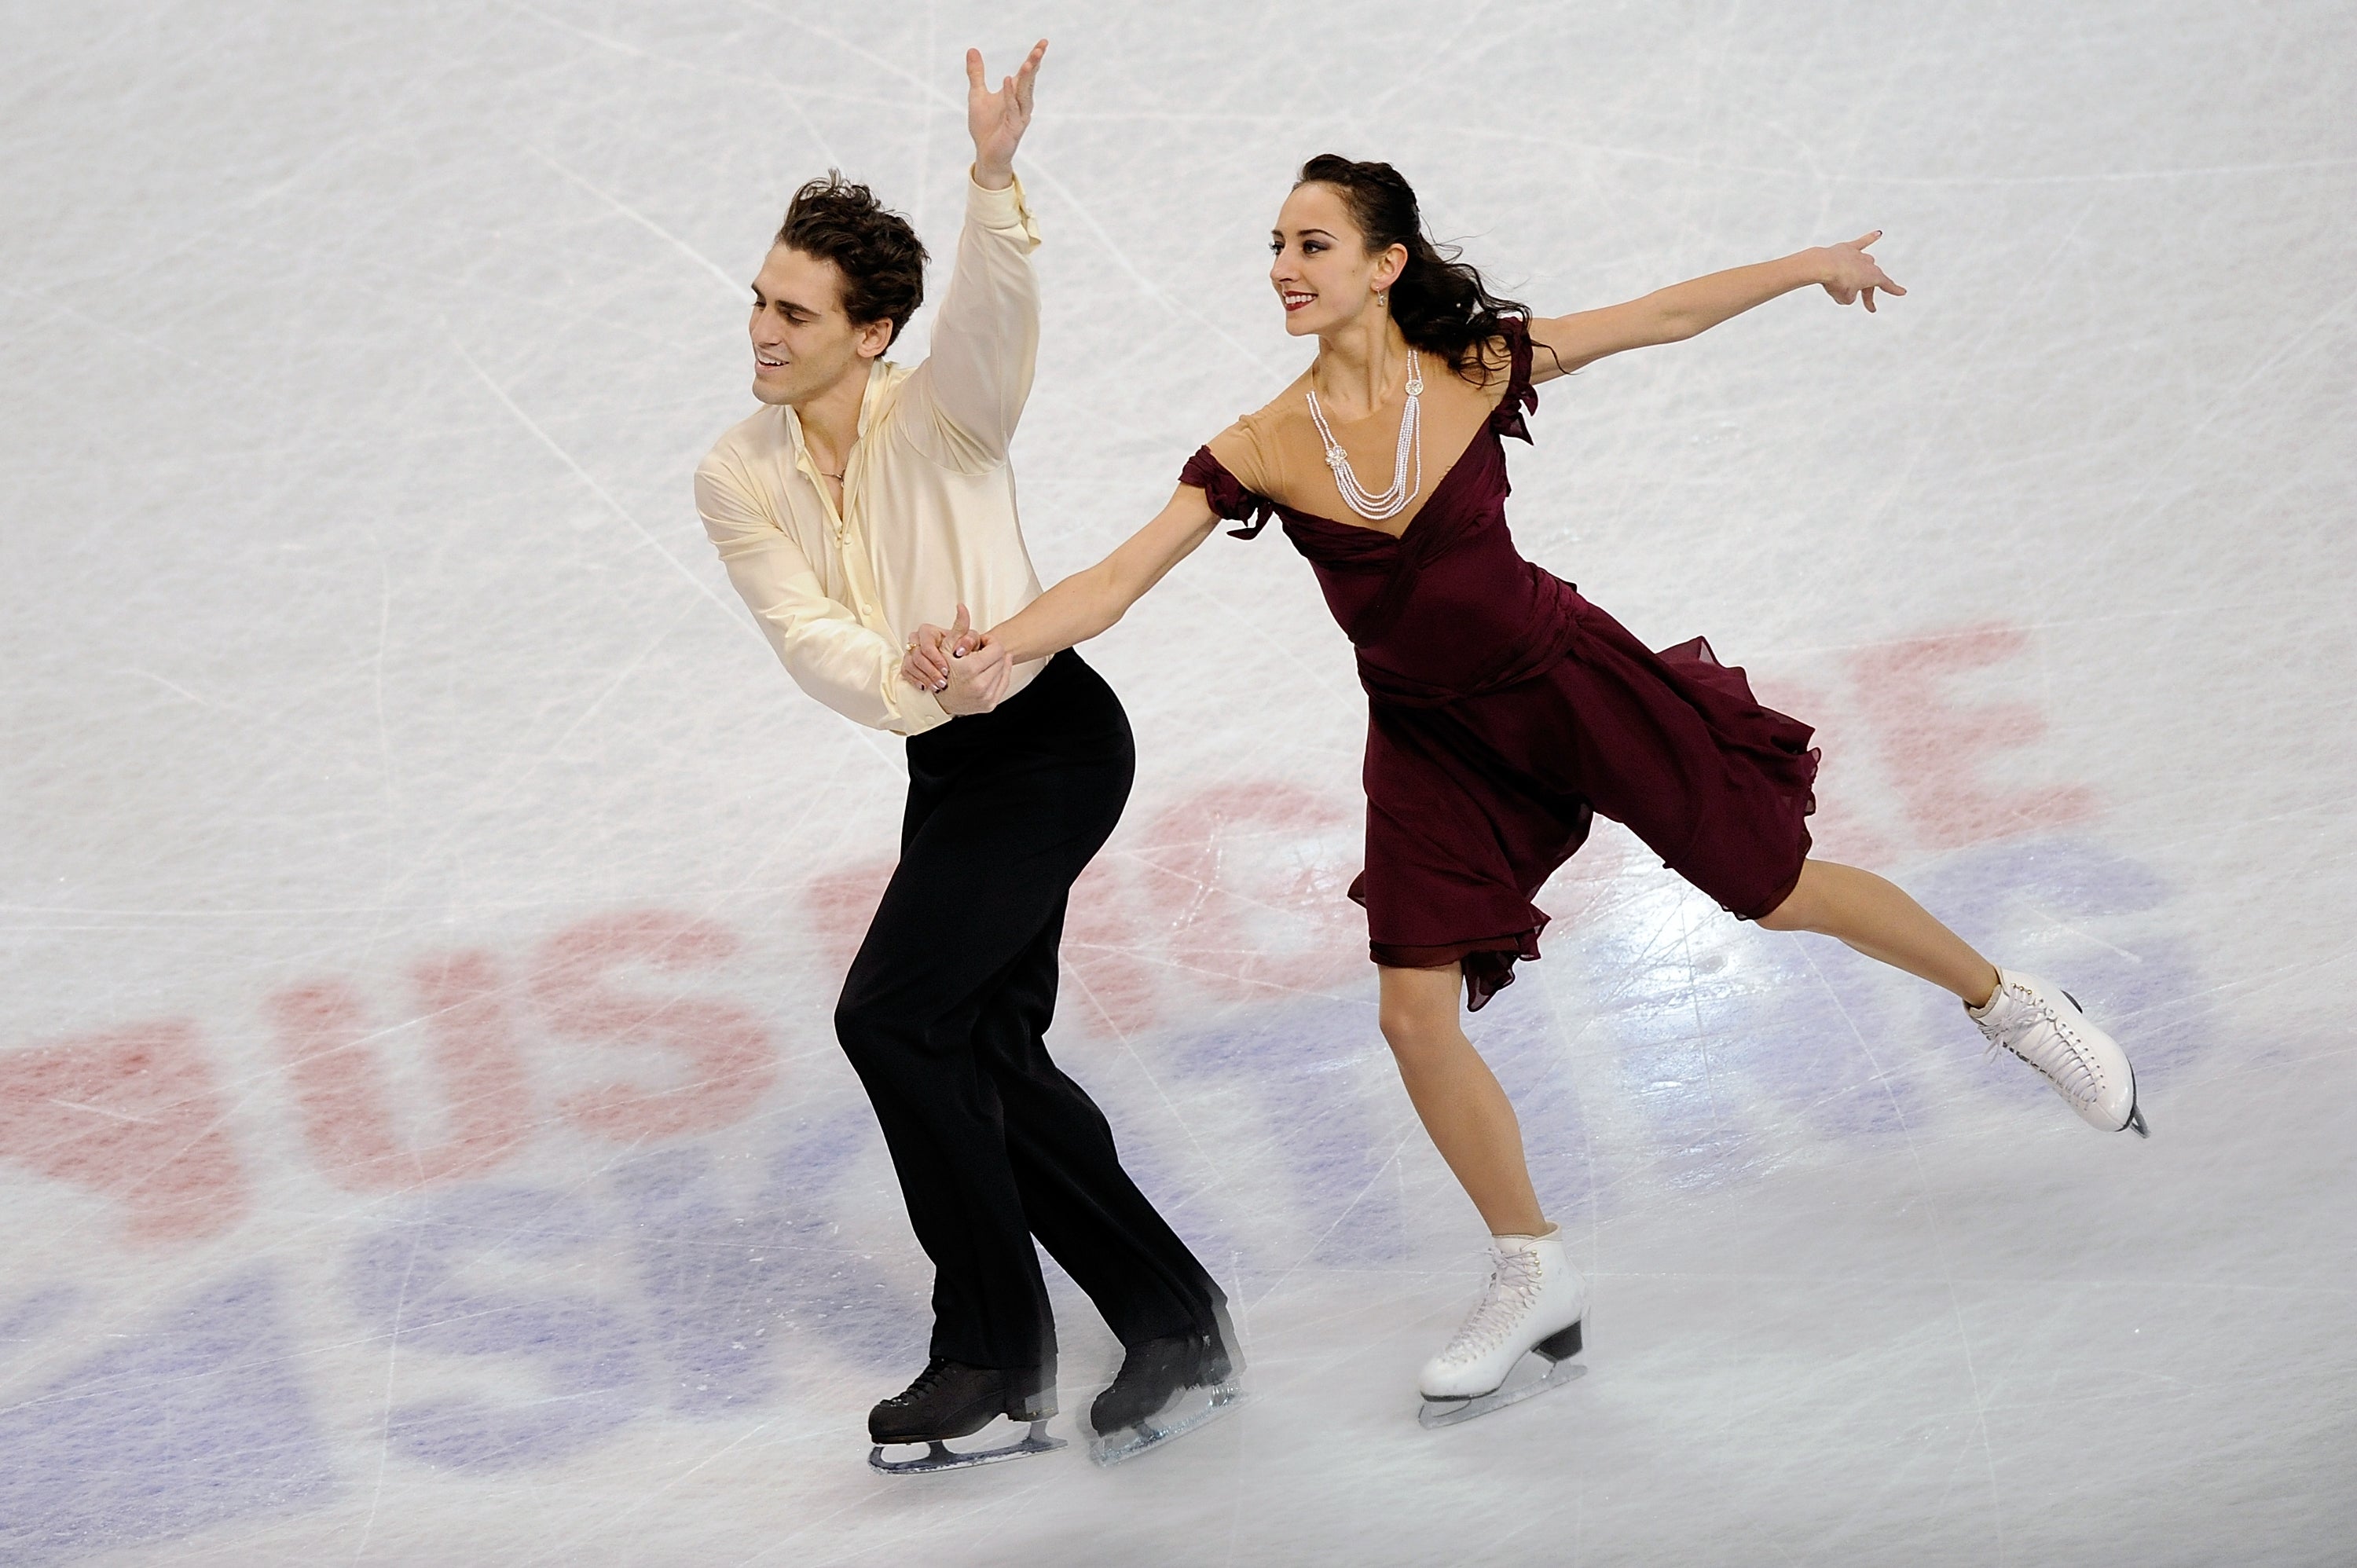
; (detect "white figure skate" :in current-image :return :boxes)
[1970,969,2148,1136]
[1417,1226,1589,1429]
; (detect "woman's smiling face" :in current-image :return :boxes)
[1269,181,1403,338]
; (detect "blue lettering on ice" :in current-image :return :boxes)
[1164,1002,1403,1268]
[0,1286,76,1365]
[617,1130,940,1412]
[754,1102,932,1374]
[616,1147,783,1414]
[343,1186,644,1471]
[1560,831,2205,1185]
[0,1268,333,1566]
[1912,833,2209,1086]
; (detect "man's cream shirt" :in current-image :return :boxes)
[696,175,1050,736]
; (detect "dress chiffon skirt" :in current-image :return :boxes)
[1352,597,1819,1009]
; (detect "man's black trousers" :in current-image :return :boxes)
[835,650,1224,1376]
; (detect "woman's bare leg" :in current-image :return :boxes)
[1758,859,2000,1005]
[1377,962,1546,1235]
[1376,861,1991,1230]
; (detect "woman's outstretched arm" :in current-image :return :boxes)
[904,483,1222,691]
[1526,230,1904,383]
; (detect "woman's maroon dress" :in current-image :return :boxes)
[1180,319,1820,1009]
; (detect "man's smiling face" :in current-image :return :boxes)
[747,245,890,408]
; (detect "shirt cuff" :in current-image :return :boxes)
[967,170,1042,252]
[896,682,952,735]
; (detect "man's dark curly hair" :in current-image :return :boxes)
[775,173,928,346]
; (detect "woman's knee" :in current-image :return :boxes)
[1376,962,1469,1068]
[1378,991,1461,1062]
[1379,1010,1442,1055]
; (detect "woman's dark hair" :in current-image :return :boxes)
[775,172,929,345]
[1295,153,1531,382]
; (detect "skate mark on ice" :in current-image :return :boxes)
[523,145,743,296]
[1790,937,2008,1564]
[451,339,743,625]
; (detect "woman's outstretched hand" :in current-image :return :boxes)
[967,40,1047,190]
[1816,230,1906,313]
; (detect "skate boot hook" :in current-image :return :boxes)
[867,1358,1066,1475]
[1418,1227,1589,1430]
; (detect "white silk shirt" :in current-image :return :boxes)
[695,175,1049,735]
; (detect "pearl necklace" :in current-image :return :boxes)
[1307,351,1424,522]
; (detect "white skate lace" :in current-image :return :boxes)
[1435,1248,1545,1368]
[1978,984,2102,1104]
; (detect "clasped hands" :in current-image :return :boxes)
[902,604,1010,716]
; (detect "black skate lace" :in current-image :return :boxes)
[893,1357,958,1403]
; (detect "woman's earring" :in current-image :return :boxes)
[1374,289,1387,309]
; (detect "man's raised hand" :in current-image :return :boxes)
[1816,230,1906,313]
[967,40,1047,191]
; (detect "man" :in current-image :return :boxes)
[695,42,1238,1471]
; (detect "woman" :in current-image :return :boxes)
[905,154,2146,1425]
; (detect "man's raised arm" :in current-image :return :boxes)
[904,42,1049,468]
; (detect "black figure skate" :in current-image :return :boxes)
[867,1358,1064,1475]
[1086,1327,1248,1466]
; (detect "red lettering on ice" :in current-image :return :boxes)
[531,910,777,1141]
[0,1020,247,1241]
[266,950,533,1192]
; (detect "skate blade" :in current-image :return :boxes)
[1087,1381,1248,1467]
[1418,1355,1586,1431]
[868,1420,1065,1475]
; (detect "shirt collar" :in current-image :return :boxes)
[782,356,896,457]
[857,355,891,438]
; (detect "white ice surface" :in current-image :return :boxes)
[2,2,2353,1564]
